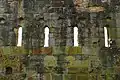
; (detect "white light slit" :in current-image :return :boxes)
[104,27,110,47]
[17,27,22,47]
[44,27,49,47]
[74,27,78,46]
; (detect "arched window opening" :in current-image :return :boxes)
[17,27,22,47]
[74,27,78,47]
[44,27,49,47]
[5,67,12,75]
[0,17,5,24]
[18,17,24,21]
[104,27,110,47]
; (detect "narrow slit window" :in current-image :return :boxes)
[104,27,110,47]
[17,27,22,47]
[44,27,49,47]
[74,27,78,46]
